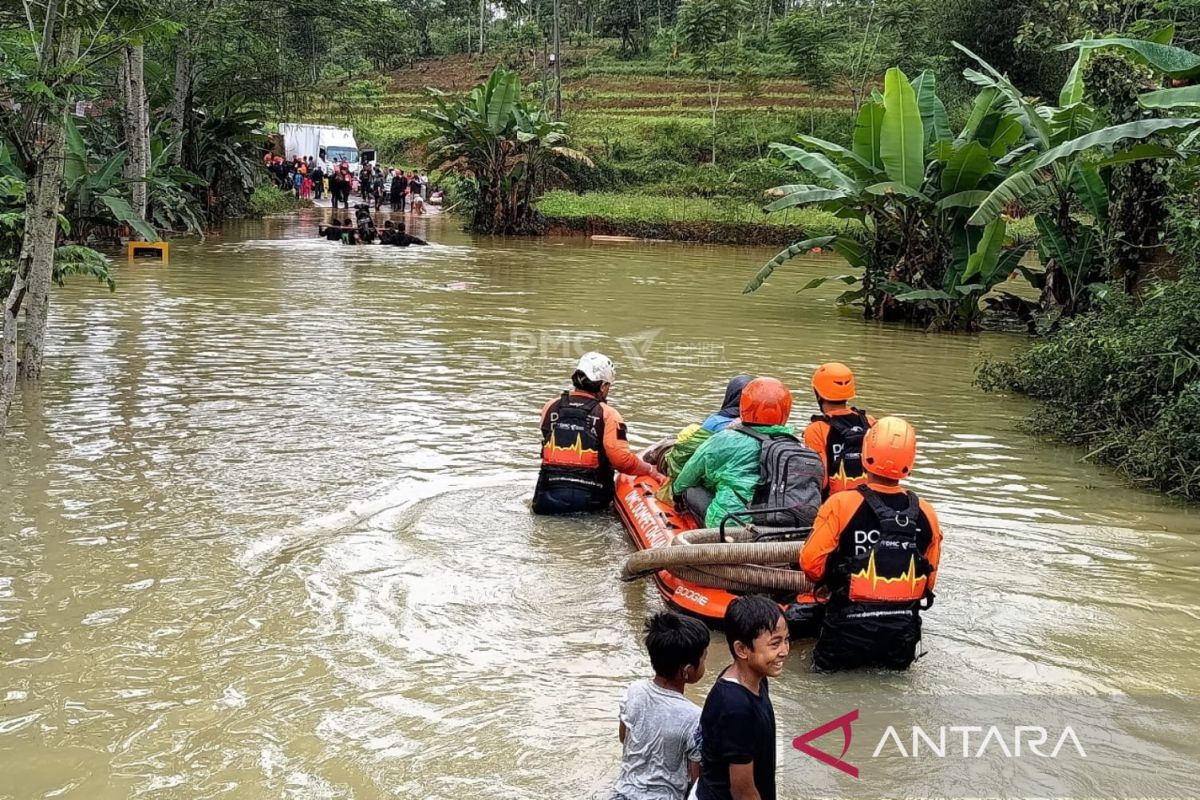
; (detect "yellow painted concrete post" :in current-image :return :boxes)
[127,241,169,262]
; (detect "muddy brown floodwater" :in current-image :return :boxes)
[1,210,1198,798]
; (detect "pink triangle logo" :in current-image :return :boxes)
[792,709,859,778]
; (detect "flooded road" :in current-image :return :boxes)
[1,210,1198,798]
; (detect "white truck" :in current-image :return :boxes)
[278,122,375,172]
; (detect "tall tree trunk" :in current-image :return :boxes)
[121,43,149,221]
[13,29,80,388]
[168,32,192,166]
[2,31,78,426]
[709,80,721,166]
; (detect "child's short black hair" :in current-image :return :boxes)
[645,612,710,678]
[725,595,784,657]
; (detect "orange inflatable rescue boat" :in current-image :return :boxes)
[614,468,824,636]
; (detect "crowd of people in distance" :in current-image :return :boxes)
[264,154,441,213]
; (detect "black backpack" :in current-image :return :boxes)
[736,427,825,527]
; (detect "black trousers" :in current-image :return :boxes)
[812,604,922,672]
[532,475,612,515]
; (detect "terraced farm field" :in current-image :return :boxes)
[304,54,854,162]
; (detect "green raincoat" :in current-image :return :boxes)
[672,423,794,528]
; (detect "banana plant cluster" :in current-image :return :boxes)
[418,67,591,235]
[744,41,1200,331]
[61,117,208,243]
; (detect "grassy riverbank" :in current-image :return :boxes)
[539,191,852,245]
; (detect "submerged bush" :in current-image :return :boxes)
[248,185,312,216]
[976,277,1200,500]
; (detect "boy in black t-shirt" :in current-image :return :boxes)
[696,595,790,800]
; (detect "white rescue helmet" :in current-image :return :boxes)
[577,351,616,384]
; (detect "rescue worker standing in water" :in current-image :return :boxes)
[799,417,942,671]
[533,353,664,515]
[804,362,875,496]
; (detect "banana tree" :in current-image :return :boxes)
[744,66,1036,330]
[418,66,590,235]
[960,42,1200,313]
[746,45,1200,329]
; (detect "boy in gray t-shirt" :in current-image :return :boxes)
[612,612,711,800]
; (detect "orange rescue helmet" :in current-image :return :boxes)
[739,377,793,426]
[811,362,856,402]
[862,416,917,480]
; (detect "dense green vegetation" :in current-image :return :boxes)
[977,272,1200,500]
[971,32,1200,499]
[743,48,1199,330]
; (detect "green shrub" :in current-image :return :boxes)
[977,277,1200,500]
[248,185,311,216]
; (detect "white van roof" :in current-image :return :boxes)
[319,128,357,149]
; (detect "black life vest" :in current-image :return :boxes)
[842,486,933,605]
[534,391,613,500]
[812,408,870,494]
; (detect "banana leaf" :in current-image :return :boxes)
[1068,163,1108,221]
[793,135,881,180]
[743,235,840,293]
[1049,103,1099,144]
[798,274,858,291]
[865,181,930,201]
[985,114,1025,157]
[940,141,994,193]
[1060,46,1091,107]
[1139,85,1200,109]
[880,68,926,190]
[769,143,859,192]
[832,236,866,269]
[996,141,1037,167]
[912,70,952,144]
[1026,117,1200,171]
[963,218,1007,282]
[835,287,866,305]
[954,41,1054,148]
[958,87,1000,143]
[1034,214,1098,284]
[485,70,520,134]
[1058,37,1200,79]
[969,171,1041,225]
[936,190,991,211]
[893,288,961,302]
[98,194,158,242]
[852,101,885,171]
[763,186,849,212]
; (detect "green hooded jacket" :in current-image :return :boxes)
[672,423,794,528]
